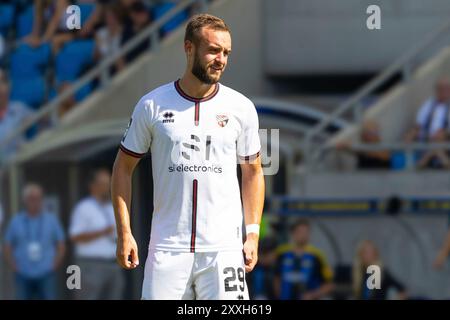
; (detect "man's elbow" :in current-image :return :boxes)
[242,165,264,179]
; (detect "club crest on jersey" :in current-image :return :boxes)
[162,111,175,123]
[216,114,229,127]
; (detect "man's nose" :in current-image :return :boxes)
[215,52,226,65]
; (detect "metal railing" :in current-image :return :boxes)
[0,0,208,153]
[303,19,450,168]
[319,142,450,171]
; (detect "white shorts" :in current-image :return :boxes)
[141,249,250,300]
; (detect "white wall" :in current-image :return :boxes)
[265,0,450,74]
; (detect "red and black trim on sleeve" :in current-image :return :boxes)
[119,144,146,158]
[238,151,261,162]
[190,179,198,253]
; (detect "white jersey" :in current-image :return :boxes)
[120,80,261,252]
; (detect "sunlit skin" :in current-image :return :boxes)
[178,28,232,98]
[112,26,264,274]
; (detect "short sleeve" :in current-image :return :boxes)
[4,216,18,245]
[120,97,153,158]
[237,101,261,160]
[69,204,89,237]
[315,251,333,282]
[429,105,448,134]
[416,99,431,126]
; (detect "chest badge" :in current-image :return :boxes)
[216,114,229,127]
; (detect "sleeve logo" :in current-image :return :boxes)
[122,118,132,142]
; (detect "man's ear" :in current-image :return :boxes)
[184,40,193,56]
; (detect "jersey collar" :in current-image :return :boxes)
[174,79,220,103]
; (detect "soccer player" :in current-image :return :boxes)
[274,219,334,300]
[111,13,265,300]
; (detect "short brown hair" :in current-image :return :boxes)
[184,13,230,45]
[290,218,311,233]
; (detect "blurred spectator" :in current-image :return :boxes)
[24,0,74,54]
[3,183,66,300]
[274,219,334,300]
[352,240,407,300]
[404,77,450,169]
[117,1,152,71]
[69,168,124,300]
[247,237,277,300]
[0,33,4,61]
[336,119,391,169]
[433,228,450,269]
[0,69,34,159]
[77,0,105,39]
[94,2,124,74]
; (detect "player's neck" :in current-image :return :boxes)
[293,244,307,254]
[179,74,217,99]
[92,194,107,204]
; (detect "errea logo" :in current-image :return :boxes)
[162,111,175,123]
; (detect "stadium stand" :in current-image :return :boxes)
[2,0,450,300]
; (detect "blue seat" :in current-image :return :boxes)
[152,3,189,36]
[11,76,46,109]
[56,40,95,81]
[0,4,15,36]
[79,3,96,27]
[16,5,34,38]
[51,80,93,104]
[10,43,51,78]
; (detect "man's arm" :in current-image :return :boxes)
[53,241,66,270]
[3,244,17,272]
[302,282,335,300]
[434,229,450,269]
[70,227,114,244]
[111,149,141,269]
[240,155,265,273]
[404,125,419,143]
[273,275,281,299]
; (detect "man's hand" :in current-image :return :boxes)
[243,233,259,273]
[23,35,41,47]
[116,233,139,270]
